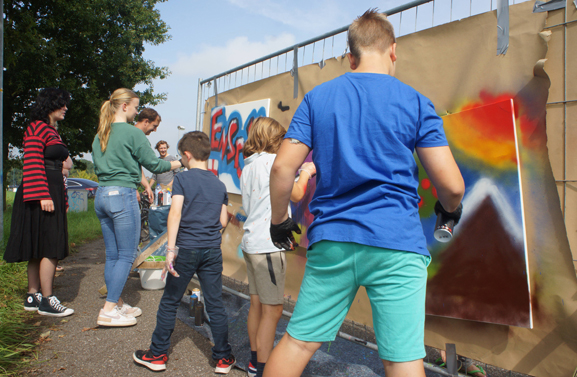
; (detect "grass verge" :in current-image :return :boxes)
[0,192,102,376]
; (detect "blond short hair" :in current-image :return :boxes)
[242,117,286,158]
[348,8,396,63]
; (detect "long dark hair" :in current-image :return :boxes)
[30,88,70,124]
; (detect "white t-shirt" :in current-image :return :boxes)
[240,152,290,254]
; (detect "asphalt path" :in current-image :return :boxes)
[25,238,246,377]
[22,238,515,377]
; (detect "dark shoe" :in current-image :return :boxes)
[133,349,168,372]
[37,296,74,317]
[247,361,256,377]
[215,355,236,374]
[24,293,43,311]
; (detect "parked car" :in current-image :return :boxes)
[67,178,98,198]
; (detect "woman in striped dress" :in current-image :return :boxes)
[4,88,74,317]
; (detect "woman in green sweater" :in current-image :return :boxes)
[92,88,183,327]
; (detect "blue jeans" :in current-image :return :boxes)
[94,186,140,304]
[150,248,232,360]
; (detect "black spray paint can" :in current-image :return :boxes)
[189,296,198,317]
[434,213,455,243]
[194,301,204,326]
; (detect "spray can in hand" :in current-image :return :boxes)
[433,201,463,243]
[434,214,455,242]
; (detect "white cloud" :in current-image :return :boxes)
[171,33,297,78]
[227,0,352,34]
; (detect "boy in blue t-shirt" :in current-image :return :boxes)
[265,9,465,377]
[134,131,236,374]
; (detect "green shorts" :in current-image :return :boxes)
[286,240,430,362]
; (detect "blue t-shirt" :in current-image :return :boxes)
[285,72,448,256]
[172,168,228,249]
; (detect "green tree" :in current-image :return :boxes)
[6,166,23,187]
[3,0,170,194]
[71,158,95,175]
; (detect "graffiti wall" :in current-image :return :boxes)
[209,99,270,194]
[421,99,531,328]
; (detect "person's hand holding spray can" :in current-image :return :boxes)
[161,246,180,279]
[433,201,463,242]
[270,217,301,251]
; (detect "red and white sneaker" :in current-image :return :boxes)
[247,361,257,377]
[215,354,236,374]
[133,349,168,372]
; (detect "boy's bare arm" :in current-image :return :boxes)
[167,195,184,249]
[220,204,229,228]
[270,139,311,224]
[290,162,316,202]
[416,146,465,212]
[162,195,184,278]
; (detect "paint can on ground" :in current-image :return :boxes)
[434,213,455,243]
[194,301,204,326]
[189,295,198,317]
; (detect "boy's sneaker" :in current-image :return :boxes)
[247,361,257,377]
[133,349,168,372]
[97,307,137,327]
[24,293,43,311]
[117,303,142,317]
[37,296,74,317]
[215,354,236,374]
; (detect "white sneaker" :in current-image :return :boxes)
[117,303,142,318]
[97,307,137,327]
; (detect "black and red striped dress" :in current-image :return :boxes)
[4,120,70,263]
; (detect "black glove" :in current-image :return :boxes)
[434,201,463,225]
[270,217,301,251]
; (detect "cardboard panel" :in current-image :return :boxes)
[543,15,565,103]
[545,105,565,180]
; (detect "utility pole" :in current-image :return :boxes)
[1,0,5,243]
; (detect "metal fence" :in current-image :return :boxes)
[195,0,531,130]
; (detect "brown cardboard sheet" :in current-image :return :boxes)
[202,2,577,375]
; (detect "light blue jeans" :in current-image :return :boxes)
[95,186,140,304]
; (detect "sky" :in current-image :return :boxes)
[127,0,530,165]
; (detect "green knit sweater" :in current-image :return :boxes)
[92,122,172,188]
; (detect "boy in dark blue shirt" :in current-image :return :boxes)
[134,131,236,374]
